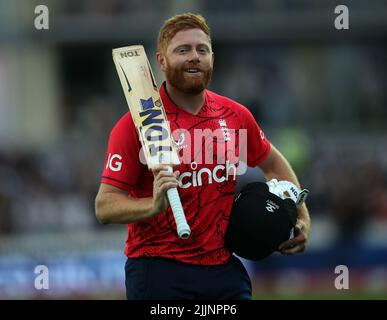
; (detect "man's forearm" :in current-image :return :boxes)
[296,202,311,228]
[95,193,156,224]
[261,145,302,188]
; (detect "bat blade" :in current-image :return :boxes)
[112,45,190,239]
[112,45,180,168]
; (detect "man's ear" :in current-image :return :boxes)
[156,52,167,72]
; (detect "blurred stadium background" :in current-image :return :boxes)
[0,0,386,299]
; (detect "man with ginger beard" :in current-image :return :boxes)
[96,13,311,300]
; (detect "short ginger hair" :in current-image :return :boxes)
[157,13,211,54]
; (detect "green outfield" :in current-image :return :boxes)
[253,292,387,300]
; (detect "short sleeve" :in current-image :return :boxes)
[240,106,271,167]
[101,112,143,192]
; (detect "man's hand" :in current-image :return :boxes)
[278,212,311,255]
[258,144,311,255]
[151,165,179,215]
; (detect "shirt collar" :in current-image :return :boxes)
[159,82,208,116]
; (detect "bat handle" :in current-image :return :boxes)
[166,167,191,239]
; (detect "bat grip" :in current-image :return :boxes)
[166,167,190,239]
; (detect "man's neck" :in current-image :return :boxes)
[165,82,205,115]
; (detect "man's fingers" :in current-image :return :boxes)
[156,170,179,180]
[278,233,306,251]
[155,176,178,188]
[154,168,172,178]
[152,165,169,173]
[152,164,180,173]
[152,166,180,207]
[277,217,310,255]
[159,182,178,194]
[280,244,306,255]
[294,224,305,234]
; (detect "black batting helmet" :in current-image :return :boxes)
[225,181,303,261]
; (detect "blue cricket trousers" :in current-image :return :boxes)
[125,255,252,300]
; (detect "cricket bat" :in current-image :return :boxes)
[112,45,190,239]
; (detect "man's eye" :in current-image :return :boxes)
[178,48,187,53]
[198,47,209,54]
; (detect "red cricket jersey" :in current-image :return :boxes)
[101,83,271,265]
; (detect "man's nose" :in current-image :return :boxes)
[188,49,200,63]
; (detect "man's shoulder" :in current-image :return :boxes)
[110,112,135,135]
[117,111,133,123]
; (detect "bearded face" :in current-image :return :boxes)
[165,56,213,94]
[159,28,214,95]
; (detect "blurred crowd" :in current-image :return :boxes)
[54,0,387,16]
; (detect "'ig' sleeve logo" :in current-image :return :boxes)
[106,153,123,172]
